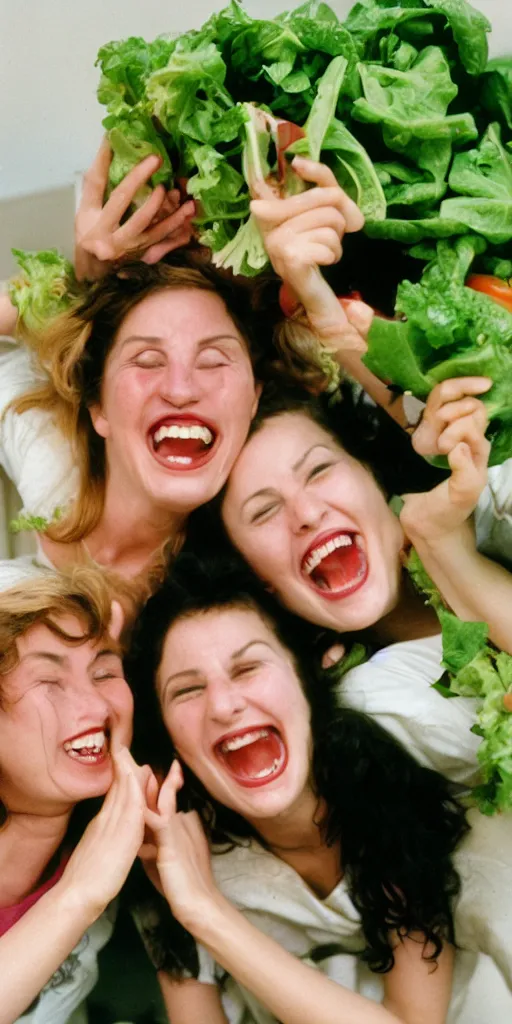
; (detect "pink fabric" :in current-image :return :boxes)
[0,855,68,937]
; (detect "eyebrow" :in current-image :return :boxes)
[161,639,274,695]
[241,444,335,512]
[20,646,120,669]
[119,333,244,351]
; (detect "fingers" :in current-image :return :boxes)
[321,643,346,670]
[157,759,184,819]
[141,226,193,264]
[291,157,364,231]
[251,185,348,228]
[115,183,167,244]
[413,378,492,458]
[341,298,374,344]
[140,199,195,248]
[108,599,124,642]
[101,153,163,227]
[80,137,113,209]
[447,442,488,509]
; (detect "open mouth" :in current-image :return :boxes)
[149,415,218,470]
[215,726,287,788]
[63,728,109,765]
[301,530,368,600]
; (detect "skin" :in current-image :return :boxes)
[222,412,405,634]
[89,287,259,523]
[149,607,453,1024]
[0,615,133,816]
[158,607,313,833]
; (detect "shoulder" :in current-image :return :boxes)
[340,636,481,784]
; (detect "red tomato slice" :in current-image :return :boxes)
[466,274,512,313]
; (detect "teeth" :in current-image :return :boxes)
[153,424,213,445]
[64,730,105,754]
[250,757,281,780]
[221,728,269,753]
[166,455,193,465]
[303,534,353,576]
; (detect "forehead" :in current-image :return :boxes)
[115,287,246,348]
[225,412,341,499]
[161,605,279,664]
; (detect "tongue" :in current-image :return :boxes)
[156,437,208,459]
[312,543,366,592]
[222,732,282,780]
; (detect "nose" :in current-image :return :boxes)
[288,491,327,535]
[160,359,201,409]
[206,677,246,725]
[65,679,111,729]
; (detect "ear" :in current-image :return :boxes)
[108,600,125,641]
[251,380,263,418]
[88,402,110,440]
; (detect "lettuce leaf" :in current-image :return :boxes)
[406,549,512,814]
[344,0,490,76]
[365,236,512,463]
[8,249,80,333]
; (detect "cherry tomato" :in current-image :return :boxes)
[466,274,512,313]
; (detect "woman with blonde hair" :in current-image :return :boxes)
[0,148,369,585]
[0,562,148,1024]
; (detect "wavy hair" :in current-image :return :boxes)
[0,565,134,832]
[10,254,335,547]
[127,551,468,977]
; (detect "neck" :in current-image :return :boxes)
[0,808,71,907]
[371,568,440,647]
[85,468,187,577]
[250,788,328,853]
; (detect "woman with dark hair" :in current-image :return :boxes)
[126,551,511,1024]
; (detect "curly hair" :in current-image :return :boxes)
[127,550,468,977]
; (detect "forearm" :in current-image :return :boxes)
[410,522,512,654]
[187,896,402,1024]
[0,880,98,1024]
[0,292,17,336]
[158,973,229,1024]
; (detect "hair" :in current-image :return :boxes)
[0,565,130,685]
[6,254,311,546]
[0,565,131,832]
[127,551,468,978]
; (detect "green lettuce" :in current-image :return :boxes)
[365,236,512,464]
[8,250,80,333]
[407,548,512,814]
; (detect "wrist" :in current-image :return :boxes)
[53,874,109,929]
[174,890,232,942]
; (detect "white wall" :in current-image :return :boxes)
[0,0,508,202]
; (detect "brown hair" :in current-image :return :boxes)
[0,566,129,684]
[11,256,334,544]
[11,259,258,543]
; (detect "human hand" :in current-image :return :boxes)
[74,139,195,281]
[60,744,152,920]
[250,157,372,352]
[400,377,492,544]
[141,760,219,932]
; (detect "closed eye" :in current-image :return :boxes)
[197,348,231,370]
[170,684,206,702]
[232,661,261,679]
[307,461,335,482]
[132,351,166,369]
[250,501,280,525]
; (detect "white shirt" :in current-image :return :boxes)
[14,908,114,1024]
[340,635,482,786]
[0,336,78,525]
[192,808,512,1023]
